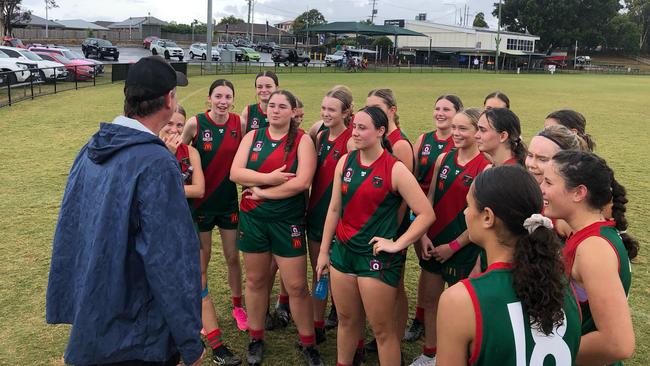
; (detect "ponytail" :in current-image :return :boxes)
[382,134,393,154]
[283,117,299,163]
[610,178,639,260]
[512,226,567,335]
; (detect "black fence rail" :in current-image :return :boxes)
[2,61,648,108]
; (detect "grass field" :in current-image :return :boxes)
[1,72,648,365]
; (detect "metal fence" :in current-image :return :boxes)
[2,61,648,108]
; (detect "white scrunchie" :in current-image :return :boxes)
[523,214,554,234]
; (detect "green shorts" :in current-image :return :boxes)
[329,239,405,288]
[419,243,481,285]
[237,212,307,257]
[306,217,324,242]
[194,211,239,231]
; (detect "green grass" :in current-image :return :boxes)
[1,72,649,365]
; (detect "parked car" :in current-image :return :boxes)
[143,36,159,49]
[237,47,261,62]
[81,38,119,60]
[151,39,184,61]
[0,46,67,82]
[257,41,279,53]
[233,37,253,48]
[2,36,26,49]
[217,44,243,61]
[29,46,104,74]
[0,50,38,84]
[189,43,220,61]
[272,48,310,66]
[325,50,346,66]
[34,52,95,81]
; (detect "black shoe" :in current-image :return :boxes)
[364,338,377,353]
[246,339,264,365]
[264,311,275,331]
[315,327,326,344]
[352,347,366,366]
[324,305,338,330]
[211,344,242,366]
[403,318,424,342]
[297,344,324,366]
[274,304,291,329]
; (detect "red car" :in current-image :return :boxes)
[143,36,159,49]
[29,46,104,74]
[34,51,95,81]
[3,36,26,48]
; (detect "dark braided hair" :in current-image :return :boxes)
[552,151,639,260]
[473,165,566,335]
[359,105,392,154]
[546,109,595,151]
[268,90,300,163]
[482,108,527,165]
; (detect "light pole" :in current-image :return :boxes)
[45,0,49,38]
[207,0,213,62]
[444,3,459,25]
[495,0,502,72]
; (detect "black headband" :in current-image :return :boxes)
[537,130,570,150]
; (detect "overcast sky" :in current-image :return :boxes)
[22,0,501,29]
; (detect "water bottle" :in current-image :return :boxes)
[313,273,329,300]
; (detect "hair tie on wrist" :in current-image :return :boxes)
[448,239,462,252]
[523,214,554,234]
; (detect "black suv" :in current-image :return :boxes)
[258,41,279,53]
[81,38,119,60]
[271,48,310,66]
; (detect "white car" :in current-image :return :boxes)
[325,50,346,66]
[189,43,220,61]
[151,39,184,61]
[0,50,38,84]
[0,46,67,82]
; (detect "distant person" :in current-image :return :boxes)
[483,91,510,110]
[46,56,205,366]
[544,109,595,151]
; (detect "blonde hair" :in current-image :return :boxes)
[326,85,354,126]
[368,88,400,127]
[537,125,589,152]
[458,107,482,129]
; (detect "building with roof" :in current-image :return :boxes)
[275,20,293,32]
[14,14,64,29]
[55,19,109,31]
[107,16,168,29]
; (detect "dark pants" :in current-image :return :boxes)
[88,353,180,366]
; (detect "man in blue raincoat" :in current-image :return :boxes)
[46,56,204,366]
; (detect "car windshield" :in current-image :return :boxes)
[242,47,254,52]
[19,50,43,61]
[97,39,112,47]
[0,51,8,58]
[195,44,206,48]
[334,51,345,56]
[53,54,71,63]
[165,41,178,47]
[61,50,78,59]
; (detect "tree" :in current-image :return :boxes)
[473,12,489,28]
[292,9,326,34]
[372,36,393,49]
[604,14,641,52]
[1,0,29,36]
[624,0,650,50]
[218,15,245,26]
[493,0,620,51]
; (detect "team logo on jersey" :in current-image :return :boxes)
[251,118,260,129]
[369,259,382,271]
[332,149,341,160]
[204,142,213,151]
[250,152,259,162]
[202,130,213,142]
[361,171,367,177]
[372,176,383,188]
[438,144,444,150]
[218,128,224,134]
[253,140,264,152]
[463,174,474,186]
[317,144,325,157]
[422,144,432,156]
[231,130,238,138]
[343,168,354,183]
[271,143,277,148]
[439,165,450,180]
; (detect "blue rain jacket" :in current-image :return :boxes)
[46,121,203,365]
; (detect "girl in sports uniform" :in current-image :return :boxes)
[230,90,323,366]
[475,108,526,166]
[315,106,435,366]
[542,151,637,365]
[414,108,491,366]
[307,86,355,343]
[436,165,582,365]
[241,71,279,133]
[308,85,354,141]
[405,94,462,343]
[165,106,241,366]
[544,109,595,151]
[483,91,510,110]
[181,80,248,332]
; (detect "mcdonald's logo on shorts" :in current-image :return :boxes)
[292,237,302,249]
[230,212,239,224]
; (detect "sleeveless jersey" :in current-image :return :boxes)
[307,128,352,233]
[335,149,402,255]
[240,128,306,219]
[175,143,193,185]
[563,221,632,336]
[192,111,241,214]
[245,103,268,133]
[416,131,454,194]
[462,262,582,366]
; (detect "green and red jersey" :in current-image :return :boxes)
[462,262,582,366]
[240,127,306,220]
[307,128,352,237]
[335,149,402,255]
[245,103,269,133]
[563,221,632,337]
[416,131,454,194]
[175,143,193,185]
[192,111,241,215]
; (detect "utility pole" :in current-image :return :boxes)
[370,0,378,23]
[45,0,49,38]
[247,0,252,40]
[207,0,213,62]
[251,0,255,41]
[495,0,502,72]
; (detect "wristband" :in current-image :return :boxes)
[448,239,462,252]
